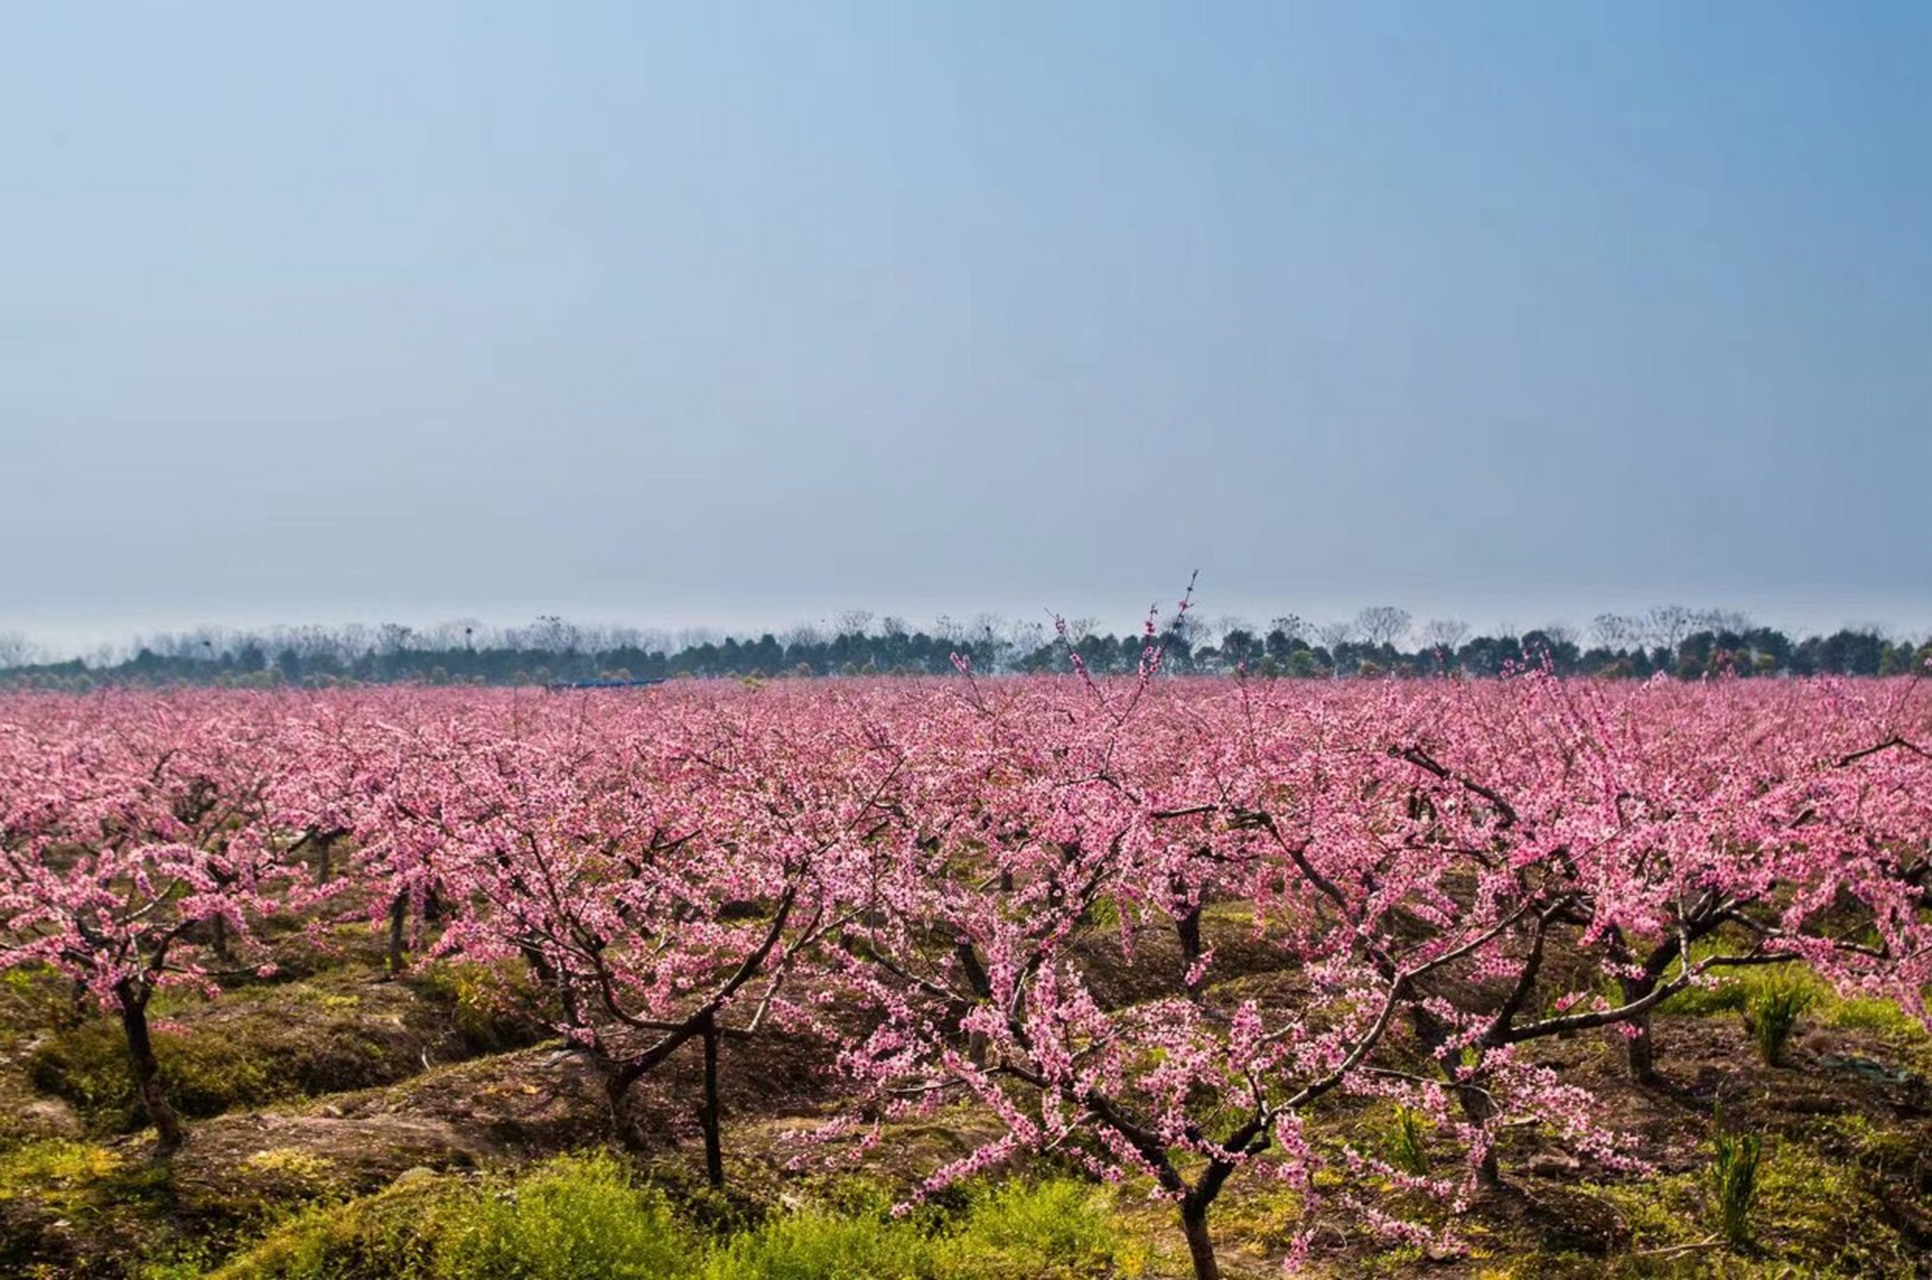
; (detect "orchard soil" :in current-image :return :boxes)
[2,912,1927,1277]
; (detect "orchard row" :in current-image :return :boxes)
[3,672,1928,1278]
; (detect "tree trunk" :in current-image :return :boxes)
[698,1015,724,1189]
[1452,1075,1501,1189]
[1409,1003,1501,1187]
[1176,903,1205,1000]
[955,942,991,1066]
[1618,975,1660,1083]
[606,1070,650,1153]
[387,892,409,976]
[1179,1197,1220,1280]
[116,981,183,1154]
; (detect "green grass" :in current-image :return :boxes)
[1588,1135,1922,1276]
[0,1138,128,1212]
[1384,1106,1432,1177]
[401,959,549,1055]
[26,983,458,1132]
[1708,1128,1762,1249]
[1660,959,1928,1056]
[211,1155,1140,1280]
[435,1154,697,1280]
[1744,975,1813,1067]
[0,1137,179,1276]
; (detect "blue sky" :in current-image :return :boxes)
[4,2,1927,654]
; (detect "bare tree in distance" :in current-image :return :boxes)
[1164,610,1209,646]
[0,632,40,668]
[1418,618,1471,652]
[1644,605,1699,653]
[1314,620,1357,651]
[424,618,490,650]
[1314,620,1357,680]
[376,623,416,655]
[1006,619,1048,655]
[1208,615,1255,647]
[836,610,876,638]
[1592,613,1639,650]
[1267,615,1307,644]
[675,626,722,651]
[1355,605,1412,649]
[1697,609,1752,636]
[514,615,580,653]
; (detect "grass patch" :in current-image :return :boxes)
[26,983,463,1131]
[213,1154,1140,1280]
[0,1138,127,1212]
[0,1137,177,1276]
[402,959,550,1055]
[206,1170,455,1279]
[1589,1134,1922,1276]
[436,1154,696,1280]
[1661,961,1927,1057]
[0,966,85,1048]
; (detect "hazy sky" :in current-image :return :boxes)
[5,2,1928,655]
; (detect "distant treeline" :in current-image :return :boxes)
[2,606,1928,690]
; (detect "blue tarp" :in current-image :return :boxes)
[542,677,668,691]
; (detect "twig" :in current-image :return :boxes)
[1632,1235,1723,1258]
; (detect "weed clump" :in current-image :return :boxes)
[1708,1127,1762,1250]
[1744,974,1814,1067]
[1384,1106,1432,1177]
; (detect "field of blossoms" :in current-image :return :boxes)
[2,673,1929,1278]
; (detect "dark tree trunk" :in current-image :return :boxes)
[1179,1196,1220,1280]
[387,891,409,976]
[955,942,991,1066]
[698,1015,724,1189]
[605,1068,650,1153]
[1618,975,1660,1083]
[1176,903,1205,1000]
[116,980,183,1154]
[1409,1002,1501,1187]
[1455,1075,1501,1189]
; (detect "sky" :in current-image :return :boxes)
[4,2,1928,658]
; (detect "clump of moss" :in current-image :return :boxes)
[0,966,87,1049]
[31,1020,279,1127]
